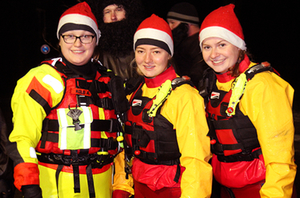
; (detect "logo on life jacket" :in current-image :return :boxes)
[70,87,91,96]
[132,99,142,106]
[211,92,220,99]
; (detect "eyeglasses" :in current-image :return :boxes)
[61,35,95,44]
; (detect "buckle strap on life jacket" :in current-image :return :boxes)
[76,79,108,93]
[39,132,118,151]
[212,142,245,155]
[37,152,114,168]
[216,148,262,163]
[43,118,120,133]
[47,150,105,197]
[38,151,113,196]
[40,118,120,149]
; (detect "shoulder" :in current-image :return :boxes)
[169,83,203,104]
[247,71,292,92]
[15,63,64,94]
[162,82,206,124]
[21,63,61,81]
[242,70,294,111]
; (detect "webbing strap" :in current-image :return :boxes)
[174,163,181,183]
[86,164,95,198]
[43,119,120,132]
[71,151,80,193]
[73,163,80,193]
[29,89,51,115]
[55,165,64,197]
[217,148,262,162]
[50,152,101,196]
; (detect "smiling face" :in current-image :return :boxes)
[202,37,240,73]
[59,30,96,66]
[135,44,171,78]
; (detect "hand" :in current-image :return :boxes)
[112,190,131,198]
[21,185,42,198]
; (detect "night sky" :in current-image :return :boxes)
[1,0,300,125]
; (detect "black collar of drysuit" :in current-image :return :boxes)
[61,55,97,80]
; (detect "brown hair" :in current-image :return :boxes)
[228,50,248,77]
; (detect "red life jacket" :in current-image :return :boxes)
[205,62,275,162]
[126,83,181,165]
[125,74,192,184]
[34,58,120,161]
[28,58,125,196]
[206,87,261,161]
[203,63,275,188]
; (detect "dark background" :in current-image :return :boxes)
[1,0,300,196]
[1,0,299,115]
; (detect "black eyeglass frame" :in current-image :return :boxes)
[61,35,95,44]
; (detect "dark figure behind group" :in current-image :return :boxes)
[2,1,297,198]
[86,0,146,82]
[0,108,14,198]
[166,2,209,86]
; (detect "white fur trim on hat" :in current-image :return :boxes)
[57,14,101,44]
[134,28,174,56]
[199,26,246,51]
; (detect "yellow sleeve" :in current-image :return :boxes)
[112,150,134,195]
[240,71,297,198]
[9,64,64,164]
[162,84,212,198]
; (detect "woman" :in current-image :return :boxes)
[7,2,132,198]
[198,4,297,198]
[124,14,212,198]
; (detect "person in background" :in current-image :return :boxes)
[7,2,133,198]
[198,4,297,198]
[124,14,212,198]
[86,0,146,83]
[166,2,208,86]
[0,108,14,198]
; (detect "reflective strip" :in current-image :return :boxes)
[42,74,64,94]
[30,147,37,159]
[82,106,92,149]
[58,108,68,150]
[57,107,93,150]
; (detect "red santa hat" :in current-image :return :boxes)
[199,4,246,51]
[57,2,101,44]
[133,14,174,56]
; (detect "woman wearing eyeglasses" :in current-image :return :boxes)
[7,2,133,198]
